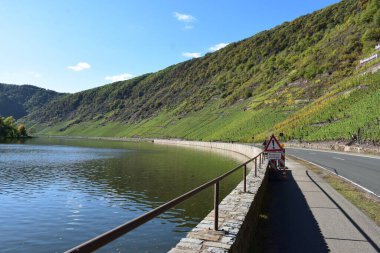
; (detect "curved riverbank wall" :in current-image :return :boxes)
[154,139,269,253]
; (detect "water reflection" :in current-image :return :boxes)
[0,138,240,253]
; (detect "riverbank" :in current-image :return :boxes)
[42,135,380,157]
[0,136,32,142]
[40,135,154,142]
[154,139,268,253]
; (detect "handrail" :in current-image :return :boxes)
[65,151,265,253]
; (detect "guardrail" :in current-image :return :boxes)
[65,152,266,253]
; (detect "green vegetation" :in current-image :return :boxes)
[0,116,29,139]
[263,70,380,143]
[4,0,378,143]
[0,83,63,119]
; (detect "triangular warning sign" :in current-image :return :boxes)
[264,135,283,152]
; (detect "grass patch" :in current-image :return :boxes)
[289,155,380,226]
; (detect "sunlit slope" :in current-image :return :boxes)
[26,0,380,142]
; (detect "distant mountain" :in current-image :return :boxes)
[23,0,380,143]
[0,83,63,119]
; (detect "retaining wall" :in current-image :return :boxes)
[154,139,268,253]
[286,141,380,156]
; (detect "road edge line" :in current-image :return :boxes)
[288,154,380,199]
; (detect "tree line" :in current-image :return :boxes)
[0,116,28,139]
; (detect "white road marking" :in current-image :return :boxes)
[332,157,345,161]
[289,155,380,199]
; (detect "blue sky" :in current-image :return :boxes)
[0,0,340,93]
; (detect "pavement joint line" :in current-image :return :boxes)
[310,206,339,209]
[289,154,380,199]
[305,169,380,252]
[324,237,369,242]
[287,147,380,160]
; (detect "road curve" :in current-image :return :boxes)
[285,147,380,197]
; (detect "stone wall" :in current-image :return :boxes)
[154,139,262,160]
[286,141,380,156]
[153,139,268,253]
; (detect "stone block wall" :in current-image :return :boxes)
[153,139,268,253]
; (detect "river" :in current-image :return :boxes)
[0,138,241,253]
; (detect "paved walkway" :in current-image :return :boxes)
[261,158,380,253]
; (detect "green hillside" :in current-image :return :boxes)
[0,83,63,119]
[24,0,380,143]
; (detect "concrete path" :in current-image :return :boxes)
[261,159,380,253]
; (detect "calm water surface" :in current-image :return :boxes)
[0,138,241,253]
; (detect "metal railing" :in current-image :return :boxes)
[65,152,265,253]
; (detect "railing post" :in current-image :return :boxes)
[255,160,257,177]
[243,164,247,192]
[214,181,219,230]
[255,158,257,173]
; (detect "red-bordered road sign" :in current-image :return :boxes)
[264,134,283,152]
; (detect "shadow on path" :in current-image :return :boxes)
[252,170,329,253]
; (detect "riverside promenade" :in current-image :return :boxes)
[262,158,380,253]
[163,140,380,253]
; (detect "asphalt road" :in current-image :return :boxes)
[285,148,380,197]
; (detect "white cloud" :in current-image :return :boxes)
[105,73,134,82]
[67,62,91,71]
[182,52,201,58]
[174,12,196,29]
[209,43,229,52]
[174,12,196,23]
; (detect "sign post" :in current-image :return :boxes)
[264,134,287,179]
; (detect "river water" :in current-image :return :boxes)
[0,138,241,253]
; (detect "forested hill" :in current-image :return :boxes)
[25,0,380,143]
[0,83,63,119]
